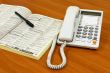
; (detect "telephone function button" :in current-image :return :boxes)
[89,30,93,32]
[88,33,93,35]
[95,28,98,30]
[88,36,92,39]
[83,32,87,35]
[89,28,94,31]
[83,29,88,32]
[82,35,87,38]
[93,37,97,40]
[78,28,82,31]
[77,31,81,34]
[76,35,81,38]
[92,40,97,45]
[96,26,99,27]
[78,26,83,28]
[95,30,98,33]
[94,33,98,36]
[84,26,88,29]
[89,27,94,30]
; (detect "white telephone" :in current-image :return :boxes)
[47,6,103,69]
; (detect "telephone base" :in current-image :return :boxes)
[57,9,103,49]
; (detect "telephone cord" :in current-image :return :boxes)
[47,36,67,69]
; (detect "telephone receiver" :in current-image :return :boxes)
[47,6,103,70]
[59,6,79,42]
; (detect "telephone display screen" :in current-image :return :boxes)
[81,15,99,26]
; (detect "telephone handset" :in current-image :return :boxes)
[47,6,103,69]
[58,6,80,42]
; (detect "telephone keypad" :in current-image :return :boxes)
[76,25,99,41]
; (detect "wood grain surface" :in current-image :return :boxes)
[0,0,110,73]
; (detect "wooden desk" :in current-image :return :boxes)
[0,0,110,73]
